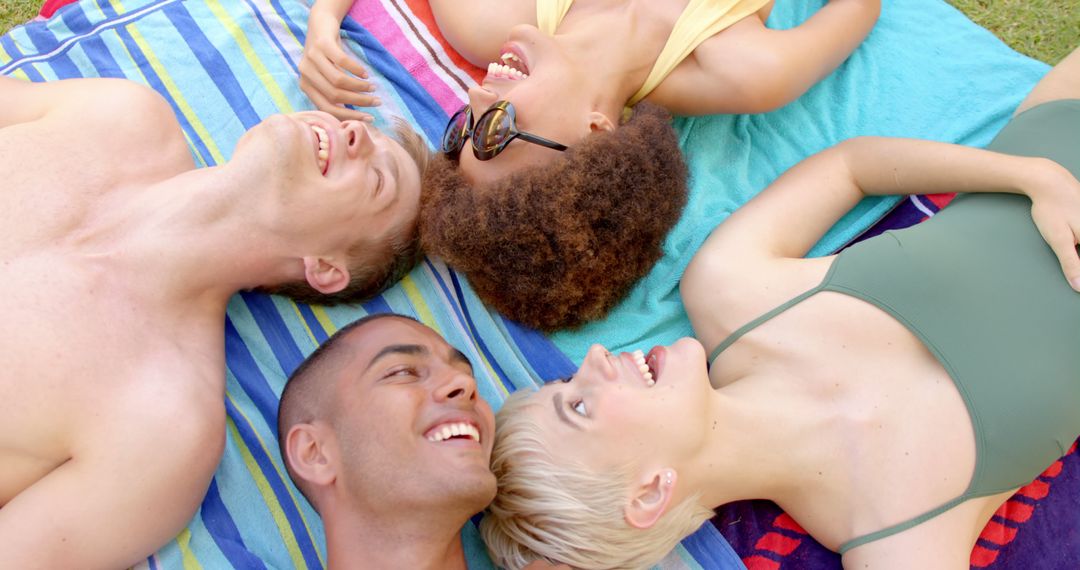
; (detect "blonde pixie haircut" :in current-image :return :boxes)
[480,390,715,570]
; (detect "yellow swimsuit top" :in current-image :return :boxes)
[536,0,770,105]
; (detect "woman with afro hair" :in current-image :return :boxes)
[300,0,880,328]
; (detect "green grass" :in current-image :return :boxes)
[0,0,1076,63]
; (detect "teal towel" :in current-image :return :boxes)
[552,0,1049,362]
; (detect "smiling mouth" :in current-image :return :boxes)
[310,124,329,175]
[632,349,657,387]
[425,421,482,444]
[486,51,529,80]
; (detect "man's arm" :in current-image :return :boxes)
[651,0,880,115]
[0,76,55,128]
[0,405,223,569]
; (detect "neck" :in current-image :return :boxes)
[69,164,304,311]
[322,501,469,570]
[682,380,828,510]
[556,1,676,107]
[555,13,657,111]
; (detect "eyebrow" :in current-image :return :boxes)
[364,343,473,373]
[365,344,426,373]
[450,348,472,371]
[552,392,583,431]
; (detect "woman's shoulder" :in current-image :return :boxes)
[682,254,834,354]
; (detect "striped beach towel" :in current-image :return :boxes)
[5,0,1071,568]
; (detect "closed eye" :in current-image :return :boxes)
[559,375,574,383]
[374,168,385,196]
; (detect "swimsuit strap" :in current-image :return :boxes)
[628,0,771,105]
[708,284,823,366]
[536,0,574,35]
[708,257,842,366]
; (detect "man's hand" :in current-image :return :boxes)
[299,5,380,122]
[1027,158,1080,292]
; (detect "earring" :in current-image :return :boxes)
[664,472,674,486]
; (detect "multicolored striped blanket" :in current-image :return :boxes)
[5,0,1076,568]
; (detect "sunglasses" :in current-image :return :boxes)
[440,101,568,161]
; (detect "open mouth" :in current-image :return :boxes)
[310,124,330,175]
[424,421,482,444]
[486,50,530,80]
[632,349,657,387]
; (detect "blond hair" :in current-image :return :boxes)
[480,390,714,570]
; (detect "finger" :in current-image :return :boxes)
[1041,221,1080,292]
[328,48,369,79]
[303,64,381,108]
[307,57,378,103]
[301,81,375,122]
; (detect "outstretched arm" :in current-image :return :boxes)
[653,0,880,115]
[699,137,1080,288]
[0,407,222,569]
[300,0,380,121]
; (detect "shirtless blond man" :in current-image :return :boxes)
[0,76,425,568]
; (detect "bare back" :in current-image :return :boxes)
[0,77,226,568]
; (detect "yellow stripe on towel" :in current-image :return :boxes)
[226,397,325,569]
[206,0,293,113]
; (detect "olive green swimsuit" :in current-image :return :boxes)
[708,100,1080,553]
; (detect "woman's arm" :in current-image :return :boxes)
[299,0,379,121]
[700,137,1080,288]
[653,0,880,115]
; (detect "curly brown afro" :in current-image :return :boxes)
[419,103,688,331]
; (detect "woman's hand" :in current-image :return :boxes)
[299,7,380,122]
[1026,158,1080,291]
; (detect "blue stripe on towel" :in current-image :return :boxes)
[223,397,323,570]
[163,2,263,129]
[201,479,269,570]
[241,292,306,377]
[225,317,284,433]
[342,20,445,142]
[58,6,125,77]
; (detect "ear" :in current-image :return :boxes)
[285,423,338,488]
[302,256,351,294]
[624,469,677,529]
[587,111,616,133]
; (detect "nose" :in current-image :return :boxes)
[507,23,542,45]
[342,120,376,159]
[466,85,500,118]
[433,367,479,404]
[581,344,618,382]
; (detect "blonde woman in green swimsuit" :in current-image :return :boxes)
[480,47,1080,570]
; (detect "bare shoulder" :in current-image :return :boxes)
[429,0,536,66]
[647,15,773,115]
[681,249,833,352]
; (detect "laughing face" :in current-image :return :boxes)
[530,339,714,473]
[457,24,613,186]
[232,110,421,256]
[327,316,497,514]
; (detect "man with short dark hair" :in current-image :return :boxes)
[278,314,497,569]
[0,76,423,568]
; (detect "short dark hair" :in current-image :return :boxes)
[276,313,420,508]
[262,120,431,306]
[419,103,688,330]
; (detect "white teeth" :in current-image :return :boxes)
[426,422,481,444]
[500,52,522,63]
[486,61,528,80]
[632,350,655,386]
[311,125,329,173]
